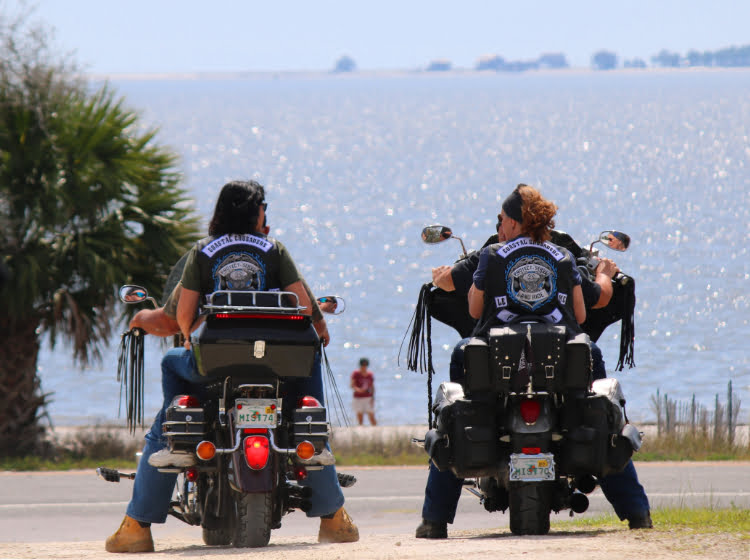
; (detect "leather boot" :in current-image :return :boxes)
[628,511,654,529]
[105,515,154,553]
[318,507,359,543]
[415,518,448,539]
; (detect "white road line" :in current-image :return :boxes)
[1,491,747,509]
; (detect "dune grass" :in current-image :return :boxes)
[554,506,750,535]
[0,424,748,471]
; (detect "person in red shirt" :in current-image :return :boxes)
[350,358,376,425]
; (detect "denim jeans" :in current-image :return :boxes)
[421,337,650,524]
[127,348,344,524]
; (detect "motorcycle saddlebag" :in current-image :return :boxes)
[449,399,498,478]
[564,332,593,391]
[488,324,567,393]
[163,405,208,452]
[293,406,329,453]
[191,315,319,380]
[424,429,451,471]
[558,393,633,476]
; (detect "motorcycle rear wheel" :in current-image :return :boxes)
[509,483,551,535]
[202,526,233,546]
[232,491,273,548]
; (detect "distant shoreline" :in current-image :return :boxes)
[86,66,750,82]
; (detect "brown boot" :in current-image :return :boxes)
[318,507,359,543]
[105,515,154,553]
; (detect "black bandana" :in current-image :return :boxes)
[502,188,523,223]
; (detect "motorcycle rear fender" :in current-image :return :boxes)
[228,434,277,493]
[507,397,555,434]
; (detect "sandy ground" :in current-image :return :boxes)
[1,528,747,560]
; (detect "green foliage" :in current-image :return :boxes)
[0,7,200,365]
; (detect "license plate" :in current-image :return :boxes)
[509,453,555,481]
[234,399,278,428]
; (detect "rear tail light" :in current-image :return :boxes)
[172,395,201,408]
[297,396,322,408]
[186,468,199,482]
[215,313,305,321]
[295,441,316,460]
[294,466,308,481]
[522,447,542,455]
[196,441,216,461]
[244,435,270,470]
[520,399,541,424]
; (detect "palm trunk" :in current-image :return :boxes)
[0,316,49,456]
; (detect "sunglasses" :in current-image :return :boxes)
[495,214,503,230]
[262,202,268,211]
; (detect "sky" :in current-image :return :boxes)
[6,0,750,73]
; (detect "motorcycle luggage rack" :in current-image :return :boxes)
[203,290,306,314]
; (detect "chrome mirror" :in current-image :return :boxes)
[598,230,630,252]
[317,296,346,315]
[119,285,158,307]
[421,225,454,244]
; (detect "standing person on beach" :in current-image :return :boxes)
[351,358,376,426]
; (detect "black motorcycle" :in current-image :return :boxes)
[409,226,641,535]
[100,288,348,548]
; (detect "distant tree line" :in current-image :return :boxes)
[331,43,750,73]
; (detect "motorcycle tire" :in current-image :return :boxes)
[509,483,551,535]
[232,491,273,548]
[202,526,232,546]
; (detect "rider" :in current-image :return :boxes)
[105,180,358,553]
[416,184,651,539]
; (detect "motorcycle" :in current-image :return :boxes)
[409,226,641,535]
[99,287,350,548]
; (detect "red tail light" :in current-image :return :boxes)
[173,395,201,408]
[215,313,305,321]
[520,399,541,424]
[297,396,322,408]
[522,447,542,455]
[185,468,199,482]
[244,435,270,470]
[294,466,308,481]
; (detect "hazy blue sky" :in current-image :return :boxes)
[9,0,750,73]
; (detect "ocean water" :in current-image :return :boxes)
[38,70,750,427]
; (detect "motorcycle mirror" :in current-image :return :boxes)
[119,285,158,307]
[421,225,454,244]
[598,230,630,252]
[317,296,346,315]
[421,225,468,258]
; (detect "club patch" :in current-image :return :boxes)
[558,292,568,305]
[494,295,508,308]
[505,255,558,311]
[212,252,266,291]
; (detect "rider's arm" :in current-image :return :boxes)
[468,248,489,319]
[129,308,180,337]
[572,284,586,325]
[591,258,619,309]
[177,287,201,345]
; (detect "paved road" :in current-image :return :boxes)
[0,462,748,544]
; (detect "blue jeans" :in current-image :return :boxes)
[421,338,650,524]
[127,348,343,524]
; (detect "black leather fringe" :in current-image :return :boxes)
[321,346,351,427]
[117,328,146,434]
[399,283,436,428]
[615,275,636,371]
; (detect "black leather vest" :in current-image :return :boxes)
[193,233,283,295]
[474,236,580,337]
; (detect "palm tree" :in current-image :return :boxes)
[0,8,199,456]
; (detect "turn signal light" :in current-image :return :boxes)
[297,396,322,408]
[296,440,316,460]
[196,441,216,461]
[520,399,541,424]
[244,436,270,470]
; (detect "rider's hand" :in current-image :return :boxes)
[314,318,330,347]
[595,258,619,279]
[431,265,456,291]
